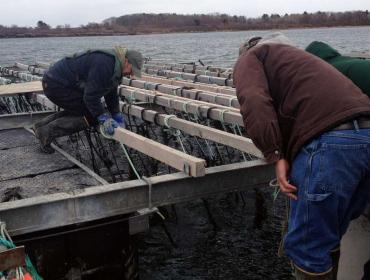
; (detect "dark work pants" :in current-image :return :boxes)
[42,80,96,125]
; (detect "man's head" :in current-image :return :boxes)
[239,36,262,55]
[239,32,293,56]
[125,50,143,78]
[114,46,143,78]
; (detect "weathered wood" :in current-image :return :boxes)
[15,62,46,75]
[141,75,236,95]
[113,127,206,177]
[0,246,26,271]
[146,68,233,86]
[34,94,206,176]
[144,62,232,74]
[35,61,51,68]
[120,85,239,113]
[122,77,240,109]
[121,103,262,157]
[119,86,244,126]
[25,128,109,186]
[0,66,42,82]
[0,81,42,96]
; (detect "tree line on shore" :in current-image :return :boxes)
[1,10,369,38]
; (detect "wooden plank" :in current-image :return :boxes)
[122,77,240,109]
[121,104,263,158]
[0,81,42,96]
[36,61,51,68]
[120,85,239,113]
[15,62,46,75]
[144,62,231,73]
[34,94,206,177]
[119,86,244,126]
[0,246,25,271]
[141,75,236,95]
[113,127,206,177]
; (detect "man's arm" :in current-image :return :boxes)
[83,56,115,118]
[234,51,297,199]
[234,51,283,163]
[104,89,120,115]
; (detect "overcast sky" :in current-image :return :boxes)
[1,0,369,27]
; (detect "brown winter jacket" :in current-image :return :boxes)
[233,43,370,163]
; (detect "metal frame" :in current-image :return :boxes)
[0,111,55,130]
[0,160,272,236]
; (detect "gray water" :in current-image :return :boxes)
[0,26,370,67]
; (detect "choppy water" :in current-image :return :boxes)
[0,26,370,67]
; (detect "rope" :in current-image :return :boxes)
[0,222,43,280]
[219,109,230,124]
[214,94,223,104]
[229,97,238,107]
[163,114,186,153]
[163,114,176,128]
[182,100,195,114]
[269,178,281,201]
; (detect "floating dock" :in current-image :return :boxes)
[0,60,274,278]
[0,59,368,279]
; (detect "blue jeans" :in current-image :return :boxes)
[284,127,370,274]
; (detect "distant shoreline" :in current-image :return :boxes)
[1,24,370,40]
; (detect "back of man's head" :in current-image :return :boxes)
[239,32,293,56]
[126,50,143,78]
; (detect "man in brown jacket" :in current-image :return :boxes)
[234,33,370,279]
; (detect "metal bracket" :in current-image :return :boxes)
[183,163,191,176]
[0,246,25,271]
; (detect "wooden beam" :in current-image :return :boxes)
[119,86,244,126]
[121,103,263,158]
[0,66,42,82]
[144,62,232,74]
[0,246,25,271]
[15,62,46,75]
[122,77,239,109]
[145,68,234,86]
[120,85,240,113]
[35,94,206,177]
[113,127,206,177]
[141,74,236,95]
[0,81,42,96]
[35,61,51,68]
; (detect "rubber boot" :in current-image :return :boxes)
[34,115,89,153]
[294,266,334,280]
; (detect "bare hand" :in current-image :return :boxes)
[275,159,297,200]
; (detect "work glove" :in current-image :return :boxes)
[112,112,125,128]
[97,113,119,136]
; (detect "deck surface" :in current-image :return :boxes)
[0,128,100,202]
